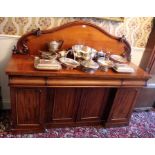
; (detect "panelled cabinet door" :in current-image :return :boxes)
[10,87,46,131]
[106,88,139,127]
[46,88,79,125]
[76,88,109,124]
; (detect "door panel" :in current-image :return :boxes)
[46,88,79,123]
[107,88,138,124]
[77,88,109,122]
[14,88,45,125]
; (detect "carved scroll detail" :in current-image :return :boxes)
[12,40,29,54]
[32,28,42,36]
[119,35,131,62]
[12,28,42,55]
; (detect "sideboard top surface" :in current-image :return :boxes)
[6,55,150,80]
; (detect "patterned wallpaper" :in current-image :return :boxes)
[0,17,153,48]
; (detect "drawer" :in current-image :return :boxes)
[9,76,46,86]
[46,78,122,87]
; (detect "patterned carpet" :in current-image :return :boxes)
[0,111,155,138]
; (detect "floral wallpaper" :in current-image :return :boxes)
[0,17,153,48]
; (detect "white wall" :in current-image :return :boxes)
[0,35,20,109]
[0,35,145,109]
[131,47,145,66]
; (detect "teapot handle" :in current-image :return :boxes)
[66,49,76,60]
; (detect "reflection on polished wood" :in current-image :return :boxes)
[16,20,131,60]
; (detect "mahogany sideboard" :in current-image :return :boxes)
[5,21,150,133]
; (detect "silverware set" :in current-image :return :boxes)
[35,41,129,73]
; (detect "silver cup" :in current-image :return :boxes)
[48,40,63,53]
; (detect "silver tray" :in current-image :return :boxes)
[97,57,114,68]
[34,57,62,70]
[81,60,99,69]
[110,54,127,63]
[113,64,135,73]
[80,60,99,73]
[59,57,80,69]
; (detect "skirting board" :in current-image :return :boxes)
[0,99,10,109]
[134,107,154,112]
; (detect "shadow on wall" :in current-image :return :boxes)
[0,35,19,109]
